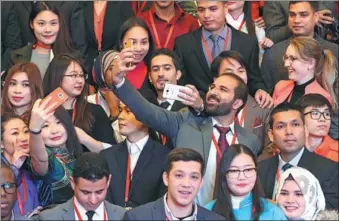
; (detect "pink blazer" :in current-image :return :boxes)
[273,80,332,107]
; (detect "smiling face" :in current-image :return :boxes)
[149,54,181,93]
[226,153,256,197]
[163,161,203,208]
[7,72,32,111]
[61,61,85,98]
[1,167,17,220]
[304,105,331,137]
[277,179,306,220]
[30,10,60,45]
[41,115,67,147]
[1,118,30,157]
[122,26,150,63]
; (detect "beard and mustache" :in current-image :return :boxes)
[205,93,234,116]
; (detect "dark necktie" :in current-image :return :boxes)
[210,35,220,59]
[214,125,230,164]
[160,101,170,109]
[282,163,293,172]
[86,211,95,221]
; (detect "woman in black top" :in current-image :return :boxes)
[43,53,116,152]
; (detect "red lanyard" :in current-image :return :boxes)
[125,154,135,206]
[73,198,107,221]
[276,168,281,181]
[212,128,237,159]
[202,29,230,63]
[161,134,167,145]
[17,173,27,216]
[72,106,77,123]
[237,19,246,31]
[238,107,246,126]
[95,93,100,105]
[149,10,175,49]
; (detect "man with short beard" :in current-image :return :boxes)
[105,59,260,206]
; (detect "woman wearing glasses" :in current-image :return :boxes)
[205,144,287,220]
[43,53,116,152]
[272,37,337,108]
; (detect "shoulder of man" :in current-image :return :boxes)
[197,205,226,220]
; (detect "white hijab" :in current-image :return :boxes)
[275,167,326,220]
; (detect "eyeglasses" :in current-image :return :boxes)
[282,54,301,63]
[304,110,331,120]
[63,74,88,80]
[226,168,256,179]
[1,182,17,194]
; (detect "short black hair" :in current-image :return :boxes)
[269,103,305,129]
[299,94,333,113]
[210,51,247,77]
[165,148,205,175]
[217,73,248,110]
[72,152,110,183]
[289,1,319,12]
[1,162,16,184]
[148,48,181,71]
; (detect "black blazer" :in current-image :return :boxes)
[174,25,267,96]
[123,196,226,220]
[258,148,339,209]
[1,1,22,72]
[100,138,170,208]
[83,1,133,83]
[14,1,87,57]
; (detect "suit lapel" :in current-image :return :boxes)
[266,156,279,198]
[129,138,155,195]
[200,117,213,163]
[61,200,76,220]
[115,142,128,179]
[171,100,185,111]
[192,28,211,78]
[104,201,115,219]
[244,96,257,130]
[84,2,97,44]
[152,197,167,220]
[297,148,311,168]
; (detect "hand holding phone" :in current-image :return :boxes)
[41,87,69,114]
[124,39,134,68]
[163,84,193,102]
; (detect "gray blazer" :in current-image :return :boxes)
[261,35,338,93]
[264,1,336,44]
[38,199,125,220]
[123,196,226,220]
[114,81,260,170]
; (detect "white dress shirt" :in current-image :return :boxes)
[126,135,149,175]
[236,108,245,127]
[226,13,247,33]
[196,118,238,206]
[158,98,175,111]
[74,197,105,221]
[272,147,305,199]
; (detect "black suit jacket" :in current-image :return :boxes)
[14,1,87,57]
[83,1,133,83]
[100,138,170,208]
[123,196,226,220]
[258,148,339,209]
[174,25,267,96]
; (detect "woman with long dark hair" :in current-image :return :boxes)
[205,144,286,220]
[9,2,77,78]
[43,53,116,152]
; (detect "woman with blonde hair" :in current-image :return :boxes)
[272,36,338,111]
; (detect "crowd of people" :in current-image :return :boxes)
[1,1,338,220]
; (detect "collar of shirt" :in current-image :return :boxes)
[226,13,245,27]
[150,2,185,25]
[202,24,228,42]
[163,193,198,220]
[73,197,105,220]
[211,117,236,135]
[126,135,149,155]
[278,147,305,171]
[158,98,176,106]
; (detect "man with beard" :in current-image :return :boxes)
[104,56,259,206]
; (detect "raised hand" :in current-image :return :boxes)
[29,98,58,133]
[178,84,204,110]
[10,148,29,169]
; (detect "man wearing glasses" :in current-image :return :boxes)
[300,94,338,162]
[1,162,26,220]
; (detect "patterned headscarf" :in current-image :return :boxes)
[275,167,326,220]
[92,50,119,89]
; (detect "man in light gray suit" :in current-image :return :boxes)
[38,153,125,220]
[104,49,259,206]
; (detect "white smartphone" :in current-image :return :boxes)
[163,84,191,102]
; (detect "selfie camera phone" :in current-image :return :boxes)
[163,84,191,102]
[41,87,69,114]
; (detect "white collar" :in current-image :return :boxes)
[73,197,105,220]
[278,147,305,170]
[163,193,198,220]
[212,117,236,135]
[226,13,245,23]
[126,135,149,155]
[231,193,249,209]
[157,98,175,106]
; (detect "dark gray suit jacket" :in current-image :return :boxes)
[38,199,125,220]
[123,196,226,220]
[114,81,260,170]
[261,36,338,93]
[264,1,336,44]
